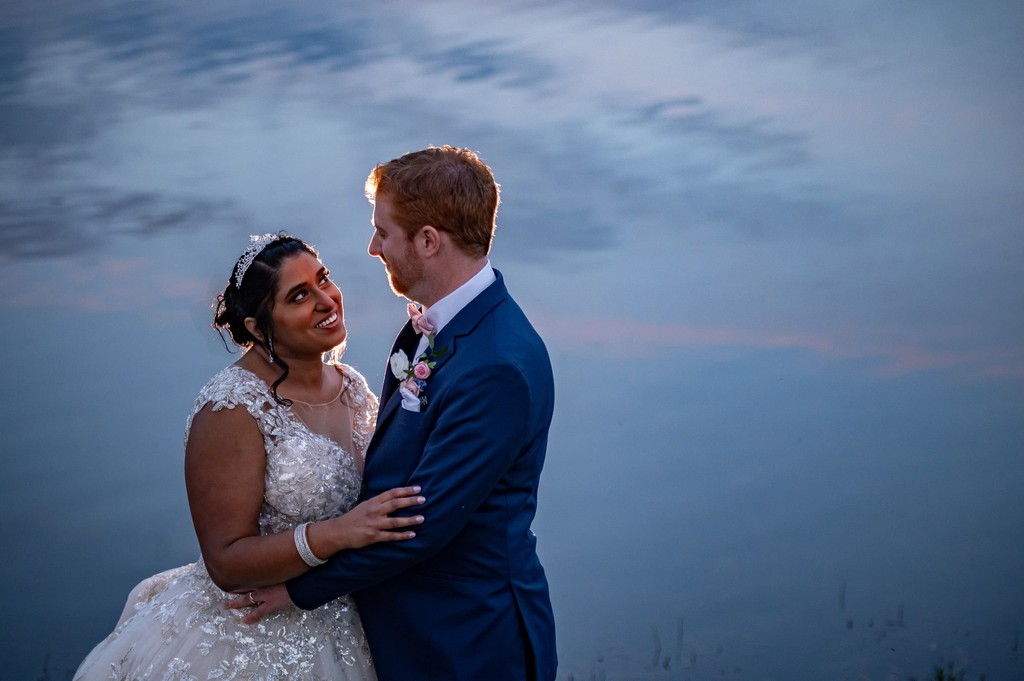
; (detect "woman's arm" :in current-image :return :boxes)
[184,403,423,593]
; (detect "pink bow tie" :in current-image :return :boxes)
[407,303,436,336]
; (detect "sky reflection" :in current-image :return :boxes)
[1,1,1022,679]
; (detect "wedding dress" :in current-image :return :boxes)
[75,364,378,681]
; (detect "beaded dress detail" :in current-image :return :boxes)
[75,364,378,681]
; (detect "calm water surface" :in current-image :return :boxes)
[2,2,1023,679]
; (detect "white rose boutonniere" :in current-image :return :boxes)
[389,351,411,380]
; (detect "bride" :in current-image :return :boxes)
[75,233,424,680]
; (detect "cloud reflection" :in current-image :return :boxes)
[0,190,244,261]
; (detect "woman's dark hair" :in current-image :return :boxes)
[213,233,319,404]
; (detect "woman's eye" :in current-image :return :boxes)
[292,290,308,302]
[320,272,331,285]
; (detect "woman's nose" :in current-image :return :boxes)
[314,286,334,307]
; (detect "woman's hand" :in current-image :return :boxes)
[311,486,425,555]
[227,584,293,624]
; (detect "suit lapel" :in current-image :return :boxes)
[378,321,420,412]
[368,270,510,455]
[425,268,507,376]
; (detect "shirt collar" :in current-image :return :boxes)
[419,260,495,337]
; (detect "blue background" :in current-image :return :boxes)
[1,1,1022,679]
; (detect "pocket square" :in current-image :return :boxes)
[399,385,422,412]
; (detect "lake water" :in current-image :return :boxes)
[2,2,1022,679]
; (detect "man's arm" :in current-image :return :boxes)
[289,359,538,609]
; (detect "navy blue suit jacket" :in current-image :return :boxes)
[287,270,557,681]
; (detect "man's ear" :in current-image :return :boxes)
[418,225,442,256]
[244,317,262,341]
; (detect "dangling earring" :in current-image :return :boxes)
[267,337,275,364]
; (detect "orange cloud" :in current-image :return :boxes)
[534,313,1024,381]
[0,258,207,323]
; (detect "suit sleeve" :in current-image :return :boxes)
[287,359,535,609]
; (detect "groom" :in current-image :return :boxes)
[244,146,557,681]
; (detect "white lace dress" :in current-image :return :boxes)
[75,364,378,681]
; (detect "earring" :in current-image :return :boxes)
[267,337,275,364]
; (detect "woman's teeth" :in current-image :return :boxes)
[316,312,338,328]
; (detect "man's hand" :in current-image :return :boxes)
[227,583,294,624]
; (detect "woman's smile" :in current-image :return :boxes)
[315,311,339,329]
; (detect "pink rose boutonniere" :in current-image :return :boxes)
[389,333,449,410]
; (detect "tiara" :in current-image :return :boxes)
[234,232,286,288]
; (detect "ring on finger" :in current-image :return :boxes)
[248,592,258,606]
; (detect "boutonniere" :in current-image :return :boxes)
[389,333,449,410]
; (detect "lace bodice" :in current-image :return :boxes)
[185,364,378,534]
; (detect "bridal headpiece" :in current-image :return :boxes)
[234,232,287,288]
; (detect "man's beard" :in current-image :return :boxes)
[385,248,424,299]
